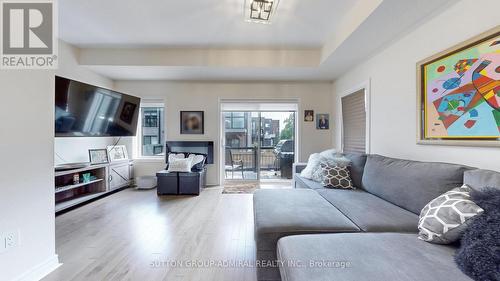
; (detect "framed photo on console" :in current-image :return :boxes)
[88,149,109,165]
[180,111,204,134]
[417,26,500,147]
[107,145,128,162]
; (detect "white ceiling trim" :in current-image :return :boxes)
[69,0,456,81]
[79,48,321,68]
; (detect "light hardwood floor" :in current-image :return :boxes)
[43,184,288,281]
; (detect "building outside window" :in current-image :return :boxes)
[140,106,165,157]
[224,112,282,149]
[224,112,250,148]
[224,112,246,129]
[144,110,159,127]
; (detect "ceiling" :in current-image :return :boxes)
[59,0,357,48]
[58,0,456,81]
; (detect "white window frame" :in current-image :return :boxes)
[337,79,371,154]
[218,98,300,185]
[134,101,165,160]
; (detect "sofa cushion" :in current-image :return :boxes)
[317,188,418,232]
[344,153,367,189]
[277,233,471,281]
[463,169,500,191]
[254,189,360,281]
[362,155,472,214]
[254,189,360,251]
[294,175,325,189]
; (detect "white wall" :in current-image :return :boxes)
[0,40,128,281]
[332,0,500,171]
[54,41,133,165]
[115,81,335,185]
[0,70,57,280]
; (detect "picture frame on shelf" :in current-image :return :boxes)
[88,149,109,165]
[107,145,129,162]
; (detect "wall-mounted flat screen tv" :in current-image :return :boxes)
[55,76,141,137]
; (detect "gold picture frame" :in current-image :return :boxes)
[416,26,500,147]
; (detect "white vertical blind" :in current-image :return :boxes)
[342,90,366,154]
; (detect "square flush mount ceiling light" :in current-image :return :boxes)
[244,0,280,24]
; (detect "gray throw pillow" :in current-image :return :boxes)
[321,163,354,189]
[418,185,483,244]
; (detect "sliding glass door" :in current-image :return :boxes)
[259,112,295,180]
[223,111,296,181]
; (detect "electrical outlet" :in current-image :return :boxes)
[5,232,17,249]
[0,231,19,253]
[0,234,4,254]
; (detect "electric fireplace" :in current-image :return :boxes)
[165,141,214,164]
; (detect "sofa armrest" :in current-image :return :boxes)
[293,162,307,175]
[292,163,307,188]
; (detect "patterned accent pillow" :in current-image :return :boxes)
[418,184,484,244]
[321,163,354,189]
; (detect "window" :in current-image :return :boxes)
[342,90,366,153]
[143,110,159,127]
[224,112,246,129]
[139,105,165,157]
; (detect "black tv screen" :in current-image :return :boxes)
[55,76,141,137]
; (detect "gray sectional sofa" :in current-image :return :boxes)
[253,154,500,281]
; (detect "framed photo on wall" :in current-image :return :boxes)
[180,111,204,134]
[417,26,500,147]
[88,149,109,165]
[316,113,329,130]
[304,110,314,122]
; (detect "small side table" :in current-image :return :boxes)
[156,168,206,196]
[156,171,178,195]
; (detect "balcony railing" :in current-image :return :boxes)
[227,147,279,171]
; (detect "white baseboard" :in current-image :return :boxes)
[13,254,61,281]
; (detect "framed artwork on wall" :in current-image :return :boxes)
[304,110,314,122]
[417,26,500,147]
[88,149,109,165]
[316,113,329,130]
[180,111,204,134]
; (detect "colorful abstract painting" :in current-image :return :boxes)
[421,30,500,141]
